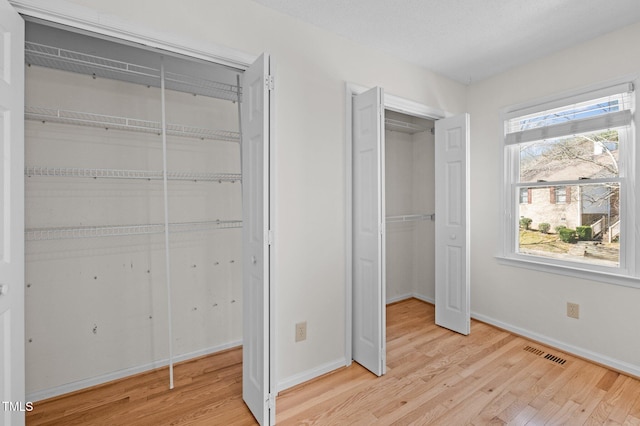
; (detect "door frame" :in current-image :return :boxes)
[344,82,449,364]
[0,1,25,424]
[10,0,277,418]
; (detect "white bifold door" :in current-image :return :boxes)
[352,87,386,376]
[0,1,25,425]
[352,87,470,377]
[241,53,274,426]
[435,114,470,336]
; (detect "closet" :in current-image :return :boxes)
[384,110,435,304]
[352,85,470,380]
[24,21,244,399]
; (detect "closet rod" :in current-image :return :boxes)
[386,213,435,223]
[385,118,430,135]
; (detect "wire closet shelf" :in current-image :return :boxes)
[26,220,243,241]
[386,214,435,223]
[25,106,241,143]
[25,167,241,183]
[25,41,242,102]
[385,118,429,134]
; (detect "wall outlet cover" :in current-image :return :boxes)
[295,321,307,342]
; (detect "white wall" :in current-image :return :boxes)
[385,112,435,304]
[467,22,640,373]
[49,0,467,388]
[411,121,436,302]
[385,125,416,302]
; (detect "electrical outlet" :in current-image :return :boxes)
[567,302,580,319]
[295,321,307,342]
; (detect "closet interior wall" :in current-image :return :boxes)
[24,22,243,400]
[385,110,436,304]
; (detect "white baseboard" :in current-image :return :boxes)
[411,293,435,305]
[276,357,348,394]
[276,295,434,394]
[471,312,640,378]
[386,293,413,304]
[386,293,434,305]
[27,340,242,402]
[385,297,639,376]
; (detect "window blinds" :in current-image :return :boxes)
[504,82,634,145]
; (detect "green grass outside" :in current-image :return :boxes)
[519,230,569,254]
[519,229,620,261]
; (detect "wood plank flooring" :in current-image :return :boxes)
[27,298,640,425]
[26,347,255,426]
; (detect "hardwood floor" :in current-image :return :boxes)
[278,299,640,425]
[26,347,255,426]
[27,298,640,425]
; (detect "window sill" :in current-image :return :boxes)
[495,255,640,289]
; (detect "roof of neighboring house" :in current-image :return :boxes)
[522,149,618,183]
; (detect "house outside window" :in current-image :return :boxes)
[500,81,639,284]
[553,186,568,204]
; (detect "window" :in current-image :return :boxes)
[552,187,568,204]
[501,81,639,282]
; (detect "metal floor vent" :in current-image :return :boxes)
[523,345,568,366]
[523,345,545,356]
[544,353,567,365]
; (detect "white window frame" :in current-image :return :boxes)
[498,77,640,288]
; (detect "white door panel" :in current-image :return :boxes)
[352,87,385,376]
[241,53,271,425]
[435,114,470,335]
[0,0,25,424]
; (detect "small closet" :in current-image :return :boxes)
[24,21,244,399]
[384,110,435,304]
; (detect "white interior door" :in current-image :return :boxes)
[0,1,25,424]
[435,114,470,335]
[352,87,386,376]
[241,53,272,426]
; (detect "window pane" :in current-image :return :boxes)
[517,183,620,267]
[519,188,528,204]
[519,130,619,183]
[555,187,567,204]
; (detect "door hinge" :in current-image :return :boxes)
[267,393,276,409]
[267,229,274,246]
[266,75,274,91]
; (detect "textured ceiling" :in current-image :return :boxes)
[251,0,640,84]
